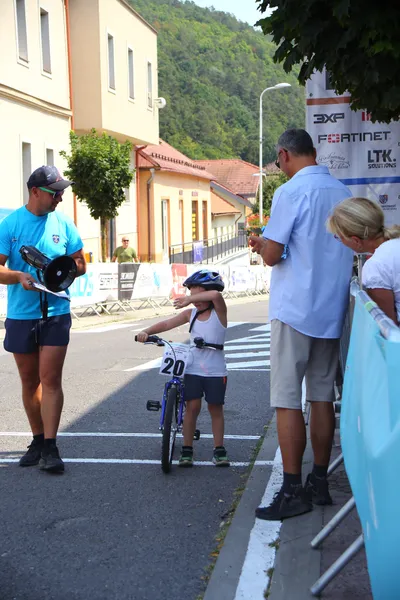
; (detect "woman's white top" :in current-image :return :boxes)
[186,308,227,377]
[362,238,400,321]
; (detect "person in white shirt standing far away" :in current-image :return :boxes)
[249,129,353,521]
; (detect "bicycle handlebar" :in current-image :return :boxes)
[134,335,222,350]
[135,334,165,346]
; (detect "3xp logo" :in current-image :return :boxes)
[313,113,345,124]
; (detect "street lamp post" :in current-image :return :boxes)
[259,83,291,226]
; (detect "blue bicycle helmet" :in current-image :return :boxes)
[183,269,224,292]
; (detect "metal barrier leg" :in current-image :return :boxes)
[311,496,356,549]
[310,534,364,596]
[327,452,344,476]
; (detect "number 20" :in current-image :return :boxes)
[161,358,185,376]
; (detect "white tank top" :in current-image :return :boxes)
[186,308,227,377]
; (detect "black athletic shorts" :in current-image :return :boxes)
[3,314,72,354]
[184,374,228,405]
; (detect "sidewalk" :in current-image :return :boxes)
[204,425,372,600]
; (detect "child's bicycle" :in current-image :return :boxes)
[135,334,218,473]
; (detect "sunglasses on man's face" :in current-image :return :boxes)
[39,186,63,199]
[275,149,288,170]
[122,239,129,242]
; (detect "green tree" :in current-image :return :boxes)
[256,0,400,123]
[128,0,305,163]
[60,130,133,261]
[253,172,288,217]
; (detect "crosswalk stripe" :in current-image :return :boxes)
[225,351,270,359]
[228,359,270,369]
[223,344,269,351]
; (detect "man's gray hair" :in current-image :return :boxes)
[277,129,315,156]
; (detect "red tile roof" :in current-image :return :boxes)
[211,192,241,216]
[137,140,215,180]
[195,159,259,198]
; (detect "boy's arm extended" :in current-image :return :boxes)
[136,309,192,342]
[173,290,227,327]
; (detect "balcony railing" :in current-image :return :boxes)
[169,231,247,264]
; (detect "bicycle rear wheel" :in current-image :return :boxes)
[161,385,179,474]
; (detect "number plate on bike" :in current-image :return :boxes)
[159,343,189,377]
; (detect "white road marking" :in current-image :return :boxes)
[73,322,246,335]
[73,323,141,334]
[249,324,271,332]
[0,458,274,467]
[234,381,305,599]
[227,360,270,369]
[224,344,268,351]
[123,324,271,372]
[125,358,162,371]
[225,351,270,359]
[0,432,260,440]
[234,447,283,600]
[225,335,270,344]
[228,368,269,372]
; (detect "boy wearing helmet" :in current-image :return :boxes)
[136,270,229,467]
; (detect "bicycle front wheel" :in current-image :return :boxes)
[161,385,178,474]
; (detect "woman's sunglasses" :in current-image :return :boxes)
[39,186,63,199]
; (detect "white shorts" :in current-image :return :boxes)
[270,320,339,409]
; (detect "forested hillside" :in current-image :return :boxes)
[129,0,305,164]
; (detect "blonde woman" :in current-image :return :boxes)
[327,197,400,324]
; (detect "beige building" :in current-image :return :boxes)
[0,0,72,211]
[0,0,160,262]
[69,0,160,260]
[137,140,215,263]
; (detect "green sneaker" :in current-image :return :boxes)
[213,446,230,467]
[179,447,193,468]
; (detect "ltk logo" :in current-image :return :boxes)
[379,195,388,205]
[367,149,396,169]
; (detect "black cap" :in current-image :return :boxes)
[27,166,74,191]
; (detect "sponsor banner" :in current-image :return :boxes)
[217,265,230,293]
[341,294,400,598]
[170,264,188,299]
[263,265,272,293]
[1,263,270,316]
[151,264,173,298]
[306,68,400,224]
[118,264,173,301]
[118,263,140,301]
[70,263,118,307]
[129,263,154,300]
[193,241,204,263]
[229,266,250,293]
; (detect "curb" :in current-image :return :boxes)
[203,418,279,600]
[268,440,322,600]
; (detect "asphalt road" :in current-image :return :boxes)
[0,301,273,600]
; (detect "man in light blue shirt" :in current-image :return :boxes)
[250,129,353,520]
[0,166,86,474]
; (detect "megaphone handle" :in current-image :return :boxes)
[36,271,48,320]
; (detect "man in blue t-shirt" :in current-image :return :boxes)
[0,166,86,474]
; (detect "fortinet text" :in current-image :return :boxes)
[318,132,391,143]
